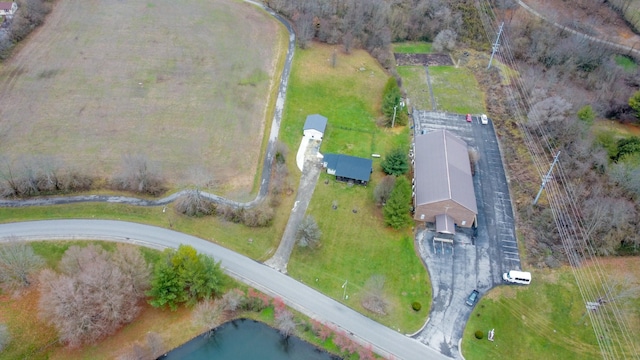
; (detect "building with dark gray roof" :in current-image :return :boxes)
[413,129,477,229]
[303,114,328,139]
[322,154,372,185]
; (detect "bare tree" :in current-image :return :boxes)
[38,245,148,347]
[112,244,152,297]
[360,275,389,315]
[432,29,457,53]
[0,323,10,352]
[296,215,321,248]
[373,175,395,205]
[0,238,45,288]
[111,154,166,196]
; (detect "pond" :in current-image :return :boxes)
[162,319,341,360]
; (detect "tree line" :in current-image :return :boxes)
[265,0,485,69]
[481,2,640,263]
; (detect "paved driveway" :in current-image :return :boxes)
[0,220,448,360]
[411,111,519,358]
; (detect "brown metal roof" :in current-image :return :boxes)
[414,130,477,214]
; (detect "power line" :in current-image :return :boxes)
[473,1,639,358]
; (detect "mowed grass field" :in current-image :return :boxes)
[280,43,431,332]
[0,0,286,196]
[429,65,486,114]
[397,66,432,110]
[462,258,640,359]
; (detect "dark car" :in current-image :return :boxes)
[466,114,472,122]
[466,289,479,306]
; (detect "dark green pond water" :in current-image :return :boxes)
[162,319,340,360]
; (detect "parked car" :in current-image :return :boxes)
[466,289,479,306]
[466,114,472,122]
[481,114,488,124]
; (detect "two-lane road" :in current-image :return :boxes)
[0,220,449,360]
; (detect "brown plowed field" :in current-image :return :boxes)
[0,0,284,195]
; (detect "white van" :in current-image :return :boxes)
[502,270,531,285]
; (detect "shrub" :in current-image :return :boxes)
[475,330,484,339]
[411,301,422,311]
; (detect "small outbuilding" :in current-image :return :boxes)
[413,129,477,230]
[303,114,328,140]
[323,153,373,185]
[0,2,16,17]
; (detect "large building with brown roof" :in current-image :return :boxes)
[413,129,477,231]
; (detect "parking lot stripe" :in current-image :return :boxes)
[505,257,521,262]
[503,251,520,256]
[502,245,518,249]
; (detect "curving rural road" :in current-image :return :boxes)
[0,220,448,360]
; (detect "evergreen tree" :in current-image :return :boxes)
[381,148,409,176]
[383,177,412,229]
[381,77,407,126]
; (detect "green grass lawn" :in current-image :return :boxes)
[279,43,430,332]
[288,173,430,333]
[0,201,291,262]
[462,266,637,360]
[429,65,486,114]
[392,42,432,54]
[397,66,432,110]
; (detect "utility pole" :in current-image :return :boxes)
[533,151,561,205]
[488,22,504,69]
[391,105,397,128]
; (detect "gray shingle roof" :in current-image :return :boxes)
[414,130,477,214]
[325,154,372,182]
[304,114,328,133]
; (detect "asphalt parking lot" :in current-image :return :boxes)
[411,111,519,358]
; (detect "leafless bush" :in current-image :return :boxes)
[217,204,244,223]
[360,275,389,316]
[111,154,166,196]
[270,162,291,196]
[220,288,245,314]
[38,245,149,347]
[274,298,296,338]
[192,299,222,331]
[175,190,215,217]
[0,157,94,198]
[242,203,275,227]
[373,175,395,205]
[0,238,44,288]
[275,141,289,164]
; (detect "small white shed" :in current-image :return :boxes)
[0,2,17,17]
[303,114,327,140]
